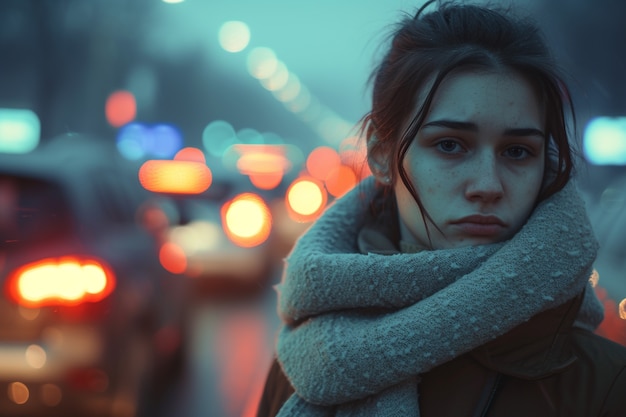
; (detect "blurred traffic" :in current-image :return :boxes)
[0,135,189,416]
[0,120,371,417]
[1,1,626,416]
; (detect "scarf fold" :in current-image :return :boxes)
[275,176,603,417]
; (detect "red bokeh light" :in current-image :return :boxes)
[105,90,136,127]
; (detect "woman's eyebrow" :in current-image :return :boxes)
[503,127,545,138]
[421,119,545,138]
[422,119,478,131]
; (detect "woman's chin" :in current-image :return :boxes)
[439,235,509,249]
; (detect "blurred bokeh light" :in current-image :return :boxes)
[117,122,184,160]
[222,193,272,248]
[584,116,626,165]
[139,159,212,194]
[286,177,327,223]
[219,21,251,53]
[0,108,40,153]
[105,90,137,128]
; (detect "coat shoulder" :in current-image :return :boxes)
[571,328,626,368]
[570,328,626,416]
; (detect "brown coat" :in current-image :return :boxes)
[257,294,626,417]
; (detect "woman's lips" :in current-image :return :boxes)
[450,215,507,236]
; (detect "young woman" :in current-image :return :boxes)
[257,2,626,416]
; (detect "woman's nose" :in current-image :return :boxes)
[464,154,504,203]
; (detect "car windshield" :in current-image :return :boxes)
[0,175,72,249]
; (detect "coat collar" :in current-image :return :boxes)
[471,293,582,379]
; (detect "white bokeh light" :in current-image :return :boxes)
[218,21,251,53]
[247,47,278,79]
[260,60,289,91]
[584,116,626,165]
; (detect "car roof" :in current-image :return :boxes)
[0,134,140,180]
[0,134,158,230]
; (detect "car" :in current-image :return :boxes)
[134,144,310,298]
[154,174,284,298]
[0,134,190,417]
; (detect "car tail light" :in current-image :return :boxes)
[5,257,116,308]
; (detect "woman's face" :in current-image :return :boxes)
[394,70,545,250]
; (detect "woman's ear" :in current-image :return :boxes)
[367,135,392,185]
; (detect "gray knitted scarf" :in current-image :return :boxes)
[275,176,604,417]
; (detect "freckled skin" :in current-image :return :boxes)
[393,70,546,249]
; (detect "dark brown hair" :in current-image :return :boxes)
[361,1,576,240]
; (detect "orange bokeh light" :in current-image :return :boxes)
[340,149,371,180]
[105,90,136,127]
[222,193,272,248]
[306,146,341,181]
[249,172,283,190]
[234,144,291,190]
[285,177,327,223]
[139,160,212,194]
[159,242,187,274]
[174,147,207,163]
[325,165,357,198]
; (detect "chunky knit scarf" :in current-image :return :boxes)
[275,176,604,417]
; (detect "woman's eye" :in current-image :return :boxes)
[436,140,462,153]
[504,146,531,160]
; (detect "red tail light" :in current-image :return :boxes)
[5,257,116,308]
